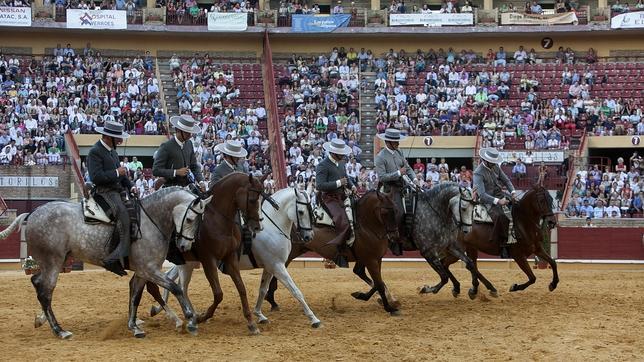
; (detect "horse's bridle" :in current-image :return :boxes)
[373,191,399,240]
[534,186,556,228]
[452,186,477,231]
[260,187,313,240]
[175,197,205,242]
[293,187,314,233]
[241,186,265,226]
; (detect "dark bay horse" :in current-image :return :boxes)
[429,184,559,297]
[264,190,401,315]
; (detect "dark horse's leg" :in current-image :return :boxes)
[535,247,559,291]
[352,262,374,287]
[509,256,537,292]
[420,254,461,297]
[448,245,498,299]
[419,255,450,295]
[362,257,400,315]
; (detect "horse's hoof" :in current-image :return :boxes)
[58,330,73,340]
[489,290,499,298]
[34,314,46,328]
[196,314,208,324]
[311,321,322,329]
[468,289,477,300]
[351,292,369,301]
[549,283,557,292]
[509,284,519,292]
[134,330,146,338]
[419,285,431,294]
[135,319,145,327]
[258,318,270,325]
[389,310,401,317]
[270,305,280,312]
[186,323,198,336]
[452,290,460,298]
[248,327,261,336]
[150,306,160,317]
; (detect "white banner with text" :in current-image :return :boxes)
[207,12,248,31]
[66,9,127,29]
[499,151,565,163]
[611,11,644,29]
[389,13,474,26]
[0,7,31,27]
[500,12,578,25]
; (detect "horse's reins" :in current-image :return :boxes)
[260,188,313,240]
[137,195,204,242]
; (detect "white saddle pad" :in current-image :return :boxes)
[473,204,517,244]
[313,198,355,246]
[82,197,112,224]
[473,204,493,224]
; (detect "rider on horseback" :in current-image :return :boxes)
[153,115,205,190]
[87,121,138,276]
[316,139,356,268]
[473,147,518,259]
[374,129,417,256]
[209,140,249,187]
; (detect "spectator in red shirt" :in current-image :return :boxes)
[413,158,425,173]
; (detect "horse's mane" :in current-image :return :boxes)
[418,182,460,205]
[140,186,187,205]
[416,182,463,223]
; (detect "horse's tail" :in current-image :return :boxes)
[0,213,29,240]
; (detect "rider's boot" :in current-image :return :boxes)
[334,245,349,268]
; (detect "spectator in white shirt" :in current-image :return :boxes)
[514,46,528,64]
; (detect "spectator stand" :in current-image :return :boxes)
[165,0,257,26]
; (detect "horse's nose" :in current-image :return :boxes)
[303,235,312,242]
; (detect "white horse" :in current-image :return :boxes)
[151,187,322,327]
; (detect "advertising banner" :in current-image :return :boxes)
[611,11,644,29]
[500,12,579,25]
[66,9,127,29]
[498,151,565,163]
[291,14,351,32]
[207,12,248,31]
[389,13,473,26]
[0,6,31,27]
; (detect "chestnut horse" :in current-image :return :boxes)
[144,172,266,334]
[426,183,559,298]
[258,190,401,315]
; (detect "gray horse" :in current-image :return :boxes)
[0,187,212,339]
[413,182,499,298]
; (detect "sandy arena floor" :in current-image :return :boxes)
[0,264,642,361]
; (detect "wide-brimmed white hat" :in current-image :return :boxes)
[215,140,248,158]
[323,138,352,155]
[377,128,407,142]
[479,147,503,164]
[96,121,129,139]
[170,115,201,134]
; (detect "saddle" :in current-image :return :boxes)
[473,204,517,244]
[313,196,356,246]
[81,183,141,249]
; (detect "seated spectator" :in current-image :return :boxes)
[512,159,527,178]
[530,0,543,14]
[495,47,507,67]
[514,46,528,64]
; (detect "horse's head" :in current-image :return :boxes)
[375,191,400,242]
[173,194,213,252]
[238,174,263,233]
[533,185,557,229]
[293,188,314,242]
[450,186,476,234]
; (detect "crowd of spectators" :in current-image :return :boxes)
[566,153,644,219]
[387,0,474,14]
[0,0,30,7]
[0,44,165,166]
[52,0,142,11]
[338,45,643,145]
[611,0,644,13]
